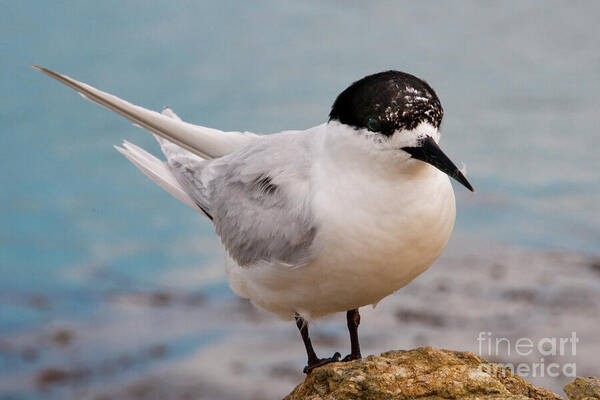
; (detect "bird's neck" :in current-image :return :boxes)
[317,122,430,182]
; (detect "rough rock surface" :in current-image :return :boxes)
[564,377,600,400]
[284,347,562,400]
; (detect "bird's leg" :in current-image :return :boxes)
[295,313,341,373]
[342,308,362,362]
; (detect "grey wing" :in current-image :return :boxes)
[202,133,317,267]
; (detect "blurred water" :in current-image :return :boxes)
[1,1,599,397]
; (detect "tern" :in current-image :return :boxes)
[35,66,473,373]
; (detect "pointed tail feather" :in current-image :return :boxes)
[160,106,181,121]
[114,141,210,218]
[33,65,257,159]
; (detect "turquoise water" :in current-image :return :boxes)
[1,0,599,372]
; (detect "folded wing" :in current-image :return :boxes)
[205,132,317,267]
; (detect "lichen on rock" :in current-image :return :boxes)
[284,346,562,400]
[564,377,600,400]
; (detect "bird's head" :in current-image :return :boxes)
[329,70,473,192]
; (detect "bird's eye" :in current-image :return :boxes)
[367,118,379,132]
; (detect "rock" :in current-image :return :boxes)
[564,377,600,400]
[35,366,90,388]
[35,367,71,388]
[52,328,74,346]
[284,347,562,400]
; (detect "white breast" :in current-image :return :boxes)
[304,142,456,317]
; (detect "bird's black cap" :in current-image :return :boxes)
[329,71,443,136]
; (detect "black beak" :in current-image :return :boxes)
[402,136,474,192]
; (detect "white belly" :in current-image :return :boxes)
[225,163,456,320]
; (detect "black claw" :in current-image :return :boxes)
[303,352,341,374]
[342,352,362,362]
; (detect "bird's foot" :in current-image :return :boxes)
[342,352,362,362]
[303,352,341,374]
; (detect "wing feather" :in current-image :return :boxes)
[33,65,258,158]
[206,131,317,267]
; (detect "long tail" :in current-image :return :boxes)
[33,65,258,159]
[34,65,261,218]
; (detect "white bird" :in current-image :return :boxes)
[34,66,473,372]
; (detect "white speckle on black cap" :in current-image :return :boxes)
[329,71,443,136]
